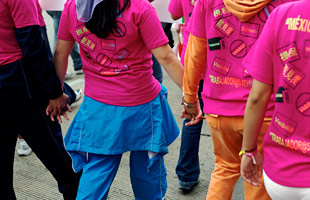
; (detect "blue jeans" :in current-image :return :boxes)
[152,55,163,83]
[46,11,82,71]
[76,152,167,200]
[176,80,204,183]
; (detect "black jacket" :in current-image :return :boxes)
[0,25,62,102]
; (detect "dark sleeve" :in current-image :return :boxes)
[15,25,63,100]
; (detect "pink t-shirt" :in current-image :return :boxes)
[0,0,40,65]
[58,0,168,106]
[168,0,196,65]
[243,0,310,187]
[190,0,291,116]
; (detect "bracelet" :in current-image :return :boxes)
[182,97,197,107]
[239,146,258,165]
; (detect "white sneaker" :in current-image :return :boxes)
[75,69,84,74]
[74,88,83,103]
[65,72,74,80]
[17,139,32,156]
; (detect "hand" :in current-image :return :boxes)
[181,100,205,126]
[46,93,72,123]
[240,152,263,187]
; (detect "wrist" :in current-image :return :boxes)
[182,96,197,107]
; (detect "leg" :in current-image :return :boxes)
[0,104,18,200]
[243,119,271,200]
[14,98,80,200]
[46,11,62,52]
[205,115,243,200]
[152,55,163,83]
[176,80,204,190]
[70,43,83,71]
[176,119,202,189]
[76,153,122,200]
[130,151,167,200]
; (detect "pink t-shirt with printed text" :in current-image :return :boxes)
[168,0,195,65]
[243,0,310,187]
[58,0,168,106]
[0,0,40,65]
[190,0,292,116]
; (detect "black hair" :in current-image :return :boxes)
[85,0,131,39]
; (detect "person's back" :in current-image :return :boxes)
[52,0,184,199]
[243,0,310,191]
[59,0,168,106]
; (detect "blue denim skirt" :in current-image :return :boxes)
[64,85,180,172]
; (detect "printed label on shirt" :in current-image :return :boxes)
[286,16,310,33]
[240,23,260,38]
[208,37,225,51]
[282,63,304,89]
[275,87,291,103]
[304,40,310,57]
[277,42,300,64]
[212,3,231,21]
[230,40,247,58]
[113,49,130,61]
[75,24,91,39]
[80,36,96,52]
[214,18,235,37]
[96,54,112,66]
[268,131,310,154]
[112,21,126,37]
[296,93,310,116]
[101,39,116,51]
[99,64,130,76]
[258,3,276,23]
[243,69,251,78]
[273,112,297,138]
[209,75,251,88]
[211,57,231,75]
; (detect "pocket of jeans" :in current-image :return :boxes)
[206,114,220,130]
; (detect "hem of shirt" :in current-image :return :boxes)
[263,166,310,188]
[84,87,161,107]
[66,144,169,155]
[246,65,273,85]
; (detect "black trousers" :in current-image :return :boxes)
[0,97,80,200]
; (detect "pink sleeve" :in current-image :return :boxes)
[8,0,40,28]
[190,0,206,38]
[138,4,168,50]
[243,10,277,85]
[168,0,183,18]
[57,2,75,41]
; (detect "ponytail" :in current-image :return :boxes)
[85,0,130,39]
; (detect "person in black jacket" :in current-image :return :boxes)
[0,0,80,199]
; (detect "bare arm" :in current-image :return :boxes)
[243,79,272,150]
[46,39,75,122]
[241,79,272,186]
[53,39,75,86]
[152,43,184,89]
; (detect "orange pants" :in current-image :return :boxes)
[205,115,271,200]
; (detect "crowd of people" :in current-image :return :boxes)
[0,0,309,199]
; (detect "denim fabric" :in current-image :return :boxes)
[176,80,204,183]
[76,152,166,200]
[152,55,163,83]
[0,98,80,200]
[46,11,82,71]
[63,82,76,105]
